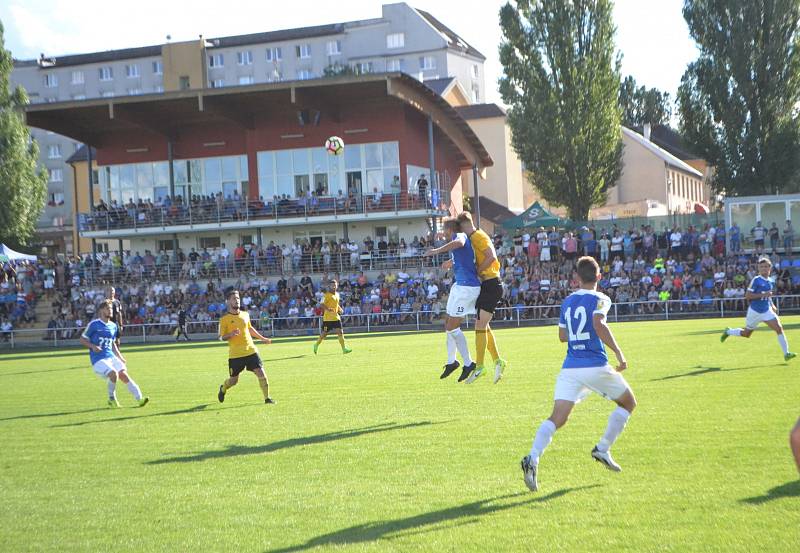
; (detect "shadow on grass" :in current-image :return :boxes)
[686,322,800,336]
[146,421,444,465]
[0,365,85,377]
[650,364,782,381]
[0,406,109,422]
[266,487,599,552]
[49,403,253,428]
[741,480,800,504]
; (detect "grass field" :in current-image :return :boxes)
[1,316,799,552]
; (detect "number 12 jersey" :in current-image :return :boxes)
[558,289,612,369]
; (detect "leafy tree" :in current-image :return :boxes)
[619,75,672,127]
[678,0,800,195]
[323,63,356,78]
[0,20,47,247]
[499,0,623,220]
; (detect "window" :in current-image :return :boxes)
[47,145,62,159]
[237,51,253,65]
[199,236,221,249]
[297,69,312,80]
[179,76,190,90]
[154,85,164,93]
[49,168,63,182]
[296,44,311,59]
[267,69,283,82]
[71,71,84,85]
[125,64,140,78]
[386,59,404,72]
[326,40,341,56]
[419,56,436,70]
[211,79,225,88]
[127,88,142,95]
[152,61,163,75]
[43,74,58,88]
[387,33,405,49]
[101,91,115,98]
[266,47,282,61]
[99,66,113,81]
[156,239,175,252]
[49,192,65,206]
[471,86,480,103]
[471,64,479,79]
[208,54,224,68]
[238,75,254,85]
[355,62,373,75]
[72,94,86,100]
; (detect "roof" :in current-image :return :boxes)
[25,73,493,169]
[415,8,486,60]
[66,145,96,164]
[208,22,346,50]
[630,125,699,161]
[455,103,506,120]
[423,77,458,96]
[621,126,703,177]
[477,196,516,224]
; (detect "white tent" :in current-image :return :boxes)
[0,244,37,262]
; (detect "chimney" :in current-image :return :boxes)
[643,123,651,142]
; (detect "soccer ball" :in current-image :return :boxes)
[325,136,344,156]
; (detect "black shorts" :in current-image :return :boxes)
[476,278,503,315]
[322,320,342,332]
[228,353,263,377]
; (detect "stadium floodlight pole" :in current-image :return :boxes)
[472,164,481,228]
[427,115,437,235]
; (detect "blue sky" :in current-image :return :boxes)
[1,0,698,107]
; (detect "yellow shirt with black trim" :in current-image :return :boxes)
[322,292,341,322]
[469,229,501,280]
[219,310,257,359]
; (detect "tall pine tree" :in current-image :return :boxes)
[499,0,623,221]
[678,0,800,196]
[0,20,47,247]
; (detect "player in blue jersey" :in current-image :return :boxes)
[521,256,636,491]
[79,299,149,408]
[423,218,481,381]
[721,257,795,361]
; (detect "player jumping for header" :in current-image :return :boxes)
[80,299,149,408]
[721,257,795,361]
[521,256,637,491]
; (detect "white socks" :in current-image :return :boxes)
[726,328,743,336]
[529,419,556,465]
[107,379,117,399]
[597,407,631,453]
[778,334,789,355]
[446,330,457,364]
[449,328,473,365]
[126,379,142,401]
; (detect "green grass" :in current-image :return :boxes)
[1,317,799,553]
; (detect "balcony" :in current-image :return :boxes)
[79,190,450,237]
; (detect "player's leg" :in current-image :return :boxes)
[93,359,120,407]
[336,327,351,354]
[219,361,243,402]
[790,417,800,474]
[442,315,469,378]
[466,310,494,383]
[587,368,635,471]
[765,316,795,360]
[522,399,576,492]
[314,328,329,354]
[486,325,507,384]
[251,358,275,404]
[722,310,757,341]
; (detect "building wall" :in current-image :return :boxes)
[162,40,206,92]
[68,158,100,254]
[608,132,668,205]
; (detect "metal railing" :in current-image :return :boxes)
[2,295,798,349]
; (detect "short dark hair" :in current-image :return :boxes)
[225,288,239,299]
[576,256,600,283]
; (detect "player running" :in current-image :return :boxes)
[720,257,795,361]
[217,289,276,405]
[423,217,478,381]
[313,279,352,355]
[456,211,507,384]
[79,299,149,408]
[174,304,191,342]
[521,256,637,491]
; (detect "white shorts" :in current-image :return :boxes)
[745,307,777,330]
[92,356,127,379]
[446,284,480,317]
[554,365,629,403]
[540,248,551,261]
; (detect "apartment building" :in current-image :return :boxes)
[11,2,486,255]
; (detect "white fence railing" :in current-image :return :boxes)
[2,295,799,349]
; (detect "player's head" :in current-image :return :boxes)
[443,217,459,236]
[330,279,338,292]
[456,211,475,232]
[97,299,113,320]
[576,256,601,285]
[226,288,240,312]
[108,286,116,299]
[757,257,772,276]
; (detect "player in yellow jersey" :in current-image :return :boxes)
[313,280,352,354]
[457,211,507,384]
[217,289,275,405]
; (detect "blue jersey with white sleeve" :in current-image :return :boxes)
[82,319,118,365]
[450,233,481,287]
[747,275,773,314]
[559,289,612,369]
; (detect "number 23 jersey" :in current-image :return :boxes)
[82,319,119,365]
[559,289,612,369]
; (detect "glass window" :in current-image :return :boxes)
[223,182,239,199]
[365,143,381,168]
[345,144,362,170]
[312,148,328,174]
[259,173,274,200]
[239,155,249,181]
[730,202,757,248]
[206,182,222,197]
[174,161,188,185]
[153,186,168,202]
[292,149,309,174]
[154,162,169,185]
[108,166,119,188]
[258,151,274,179]
[382,142,399,167]
[313,174,328,196]
[119,165,134,188]
[759,202,786,229]
[790,201,800,229]
[222,156,238,181]
[276,150,292,175]
[204,158,221,183]
[384,170,401,194]
[136,163,153,191]
[276,174,293,197]
[367,169,383,193]
[294,175,310,196]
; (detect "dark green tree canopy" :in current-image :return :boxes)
[499,0,623,221]
[678,0,800,196]
[0,19,48,247]
[620,75,672,127]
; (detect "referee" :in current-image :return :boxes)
[108,286,124,345]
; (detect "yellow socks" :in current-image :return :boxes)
[258,377,270,400]
[475,329,488,365]
[487,327,500,362]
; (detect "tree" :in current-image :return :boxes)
[619,75,672,127]
[0,20,47,247]
[499,0,623,221]
[322,63,356,78]
[678,0,800,196]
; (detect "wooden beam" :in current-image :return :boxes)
[110,104,177,140]
[202,96,255,130]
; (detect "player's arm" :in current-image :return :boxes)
[79,325,102,352]
[248,325,272,344]
[441,259,453,271]
[557,307,568,342]
[476,246,497,274]
[117,303,124,330]
[424,235,466,257]
[219,319,239,341]
[558,326,568,343]
[593,313,626,371]
[111,339,126,364]
[744,285,771,301]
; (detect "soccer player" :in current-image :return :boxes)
[217,289,275,405]
[423,218,478,380]
[456,212,507,384]
[720,257,796,361]
[313,279,352,354]
[174,304,190,342]
[521,256,636,491]
[79,299,149,408]
[108,286,124,345]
